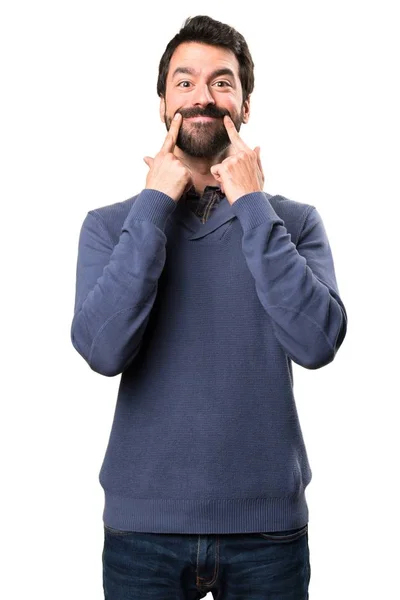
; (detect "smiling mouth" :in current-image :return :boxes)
[185,116,219,122]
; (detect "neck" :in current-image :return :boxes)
[173,146,231,196]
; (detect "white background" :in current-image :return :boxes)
[1,0,398,598]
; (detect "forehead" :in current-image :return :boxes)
[168,42,240,79]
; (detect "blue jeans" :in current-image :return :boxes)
[102,523,310,599]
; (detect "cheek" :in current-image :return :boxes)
[224,100,240,117]
[163,93,177,115]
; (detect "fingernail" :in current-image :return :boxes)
[174,113,181,120]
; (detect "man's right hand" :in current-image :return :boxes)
[143,113,193,202]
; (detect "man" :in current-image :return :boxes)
[71,15,347,599]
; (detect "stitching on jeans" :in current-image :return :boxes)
[259,524,308,540]
[196,535,220,588]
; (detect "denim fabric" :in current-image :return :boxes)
[182,185,225,223]
[102,524,310,599]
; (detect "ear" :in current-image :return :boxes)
[159,97,166,123]
[242,95,251,124]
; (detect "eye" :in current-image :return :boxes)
[177,80,232,89]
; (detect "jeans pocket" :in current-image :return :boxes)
[104,524,135,536]
[259,524,308,542]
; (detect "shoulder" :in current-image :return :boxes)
[86,194,141,244]
[266,191,316,238]
[266,191,315,214]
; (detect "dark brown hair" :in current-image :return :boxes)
[157,15,255,103]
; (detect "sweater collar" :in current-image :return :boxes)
[174,187,236,239]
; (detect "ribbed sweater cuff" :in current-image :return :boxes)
[231,192,284,231]
[123,189,177,231]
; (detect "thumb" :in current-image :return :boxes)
[210,164,219,177]
[143,156,154,168]
[210,165,224,194]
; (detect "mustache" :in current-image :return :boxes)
[176,107,230,119]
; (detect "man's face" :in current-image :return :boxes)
[160,42,250,158]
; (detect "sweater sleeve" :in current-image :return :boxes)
[231,192,348,369]
[70,189,177,376]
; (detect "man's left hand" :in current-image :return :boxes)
[210,115,265,205]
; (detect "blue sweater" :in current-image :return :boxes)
[70,188,347,534]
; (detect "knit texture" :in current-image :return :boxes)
[71,188,347,533]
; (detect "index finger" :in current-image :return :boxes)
[223,115,248,152]
[160,112,182,154]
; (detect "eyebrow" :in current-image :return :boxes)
[171,67,236,80]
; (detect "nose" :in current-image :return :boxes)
[191,83,216,107]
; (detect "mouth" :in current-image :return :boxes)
[184,116,219,123]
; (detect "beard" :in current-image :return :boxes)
[164,104,244,158]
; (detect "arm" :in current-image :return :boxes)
[70,190,176,376]
[232,192,347,369]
